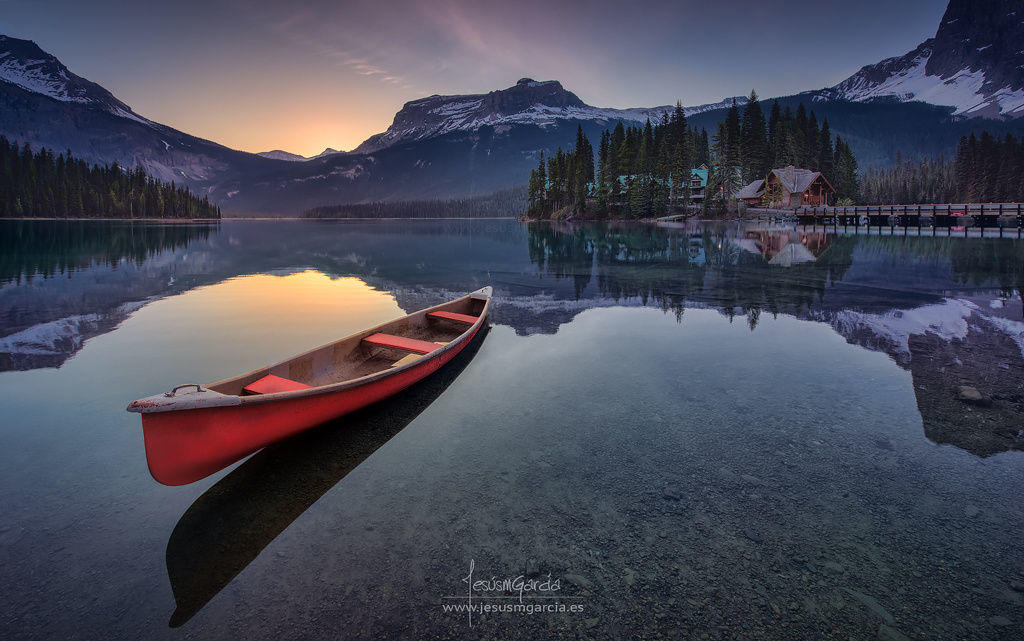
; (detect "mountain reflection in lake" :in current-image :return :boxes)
[1,219,1023,641]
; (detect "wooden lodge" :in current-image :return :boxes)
[687,164,708,204]
[737,166,836,209]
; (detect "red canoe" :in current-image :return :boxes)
[127,286,492,485]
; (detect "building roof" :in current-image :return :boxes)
[769,166,832,194]
[769,242,817,266]
[735,179,765,200]
[690,168,708,188]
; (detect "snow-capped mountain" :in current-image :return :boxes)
[0,34,147,123]
[0,34,281,192]
[354,78,746,153]
[257,149,309,162]
[822,0,1024,118]
[257,147,344,162]
[4,0,1023,216]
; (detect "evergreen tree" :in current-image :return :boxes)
[817,120,835,185]
[833,136,859,203]
[0,136,219,219]
[740,90,768,182]
[767,99,782,170]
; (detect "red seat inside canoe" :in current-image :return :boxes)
[427,310,478,324]
[243,374,313,395]
[363,333,441,354]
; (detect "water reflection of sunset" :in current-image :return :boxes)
[120,270,404,381]
[176,270,401,326]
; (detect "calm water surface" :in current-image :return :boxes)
[1,219,1023,640]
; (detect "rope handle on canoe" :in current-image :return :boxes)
[165,384,204,397]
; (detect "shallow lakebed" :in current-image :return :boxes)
[1,219,1022,640]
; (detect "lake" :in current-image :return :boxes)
[1,218,1023,640]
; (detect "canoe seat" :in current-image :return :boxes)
[364,333,441,355]
[390,353,423,368]
[243,374,313,395]
[427,310,478,324]
[390,342,449,368]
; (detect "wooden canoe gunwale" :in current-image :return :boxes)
[131,287,491,414]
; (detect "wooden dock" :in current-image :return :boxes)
[744,203,1024,236]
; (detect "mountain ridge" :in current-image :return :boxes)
[3,0,1024,215]
[351,78,747,154]
[821,0,1024,118]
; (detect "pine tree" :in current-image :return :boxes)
[817,120,835,184]
[740,90,768,183]
[833,137,859,203]
[767,99,782,170]
[0,136,219,219]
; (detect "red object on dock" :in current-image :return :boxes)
[127,287,492,486]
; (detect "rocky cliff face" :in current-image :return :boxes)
[353,78,662,153]
[824,0,1024,118]
[0,35,281,191]
[0,34,140,120]
[926,0,1024,97]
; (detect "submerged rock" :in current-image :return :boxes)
[525,558,539,577]
[842,588,895,624]
[662,484,683,501]
[957,385,991,406]
[564,573,593,591]
[877,624,911,641]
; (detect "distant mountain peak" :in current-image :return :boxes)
[256,147,346,162]
[257,149,308,162]
[823,0,1024,118]
[353,78,751,154]
[0,34,147,123]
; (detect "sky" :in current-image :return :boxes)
[0,0,950,157]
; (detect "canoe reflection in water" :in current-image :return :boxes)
[164,326,489,627]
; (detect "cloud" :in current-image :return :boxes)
[259,1,411,88]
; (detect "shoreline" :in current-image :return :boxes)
[0,217,221,222]
[0,216,520,222]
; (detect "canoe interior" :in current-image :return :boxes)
[206,295,487,396]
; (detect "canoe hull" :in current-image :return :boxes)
[143,321,482,486]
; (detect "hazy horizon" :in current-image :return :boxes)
[1,0,949,156]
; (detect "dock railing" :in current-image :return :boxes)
[744,203,1024,235]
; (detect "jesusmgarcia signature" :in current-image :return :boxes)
[441,559,586,626]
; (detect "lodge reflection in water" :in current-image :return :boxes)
[165,328,487,627]
[524,222,1024,458]
[2,220,1022,458]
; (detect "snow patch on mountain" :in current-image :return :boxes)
[257,149,309,162]
[825,0,1024,118]
[830,48,1024,117]
[354,76,749,154]
[0,52,85,103]
[0,35,151,124]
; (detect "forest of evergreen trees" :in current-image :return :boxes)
[527,92,860,219]
[0,136,220,219]
[860,132,1024,205]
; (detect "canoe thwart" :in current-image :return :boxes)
[243,374,314,395]
[363,333,442,355]
[427,310,478,324]
[390,353,423,368]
